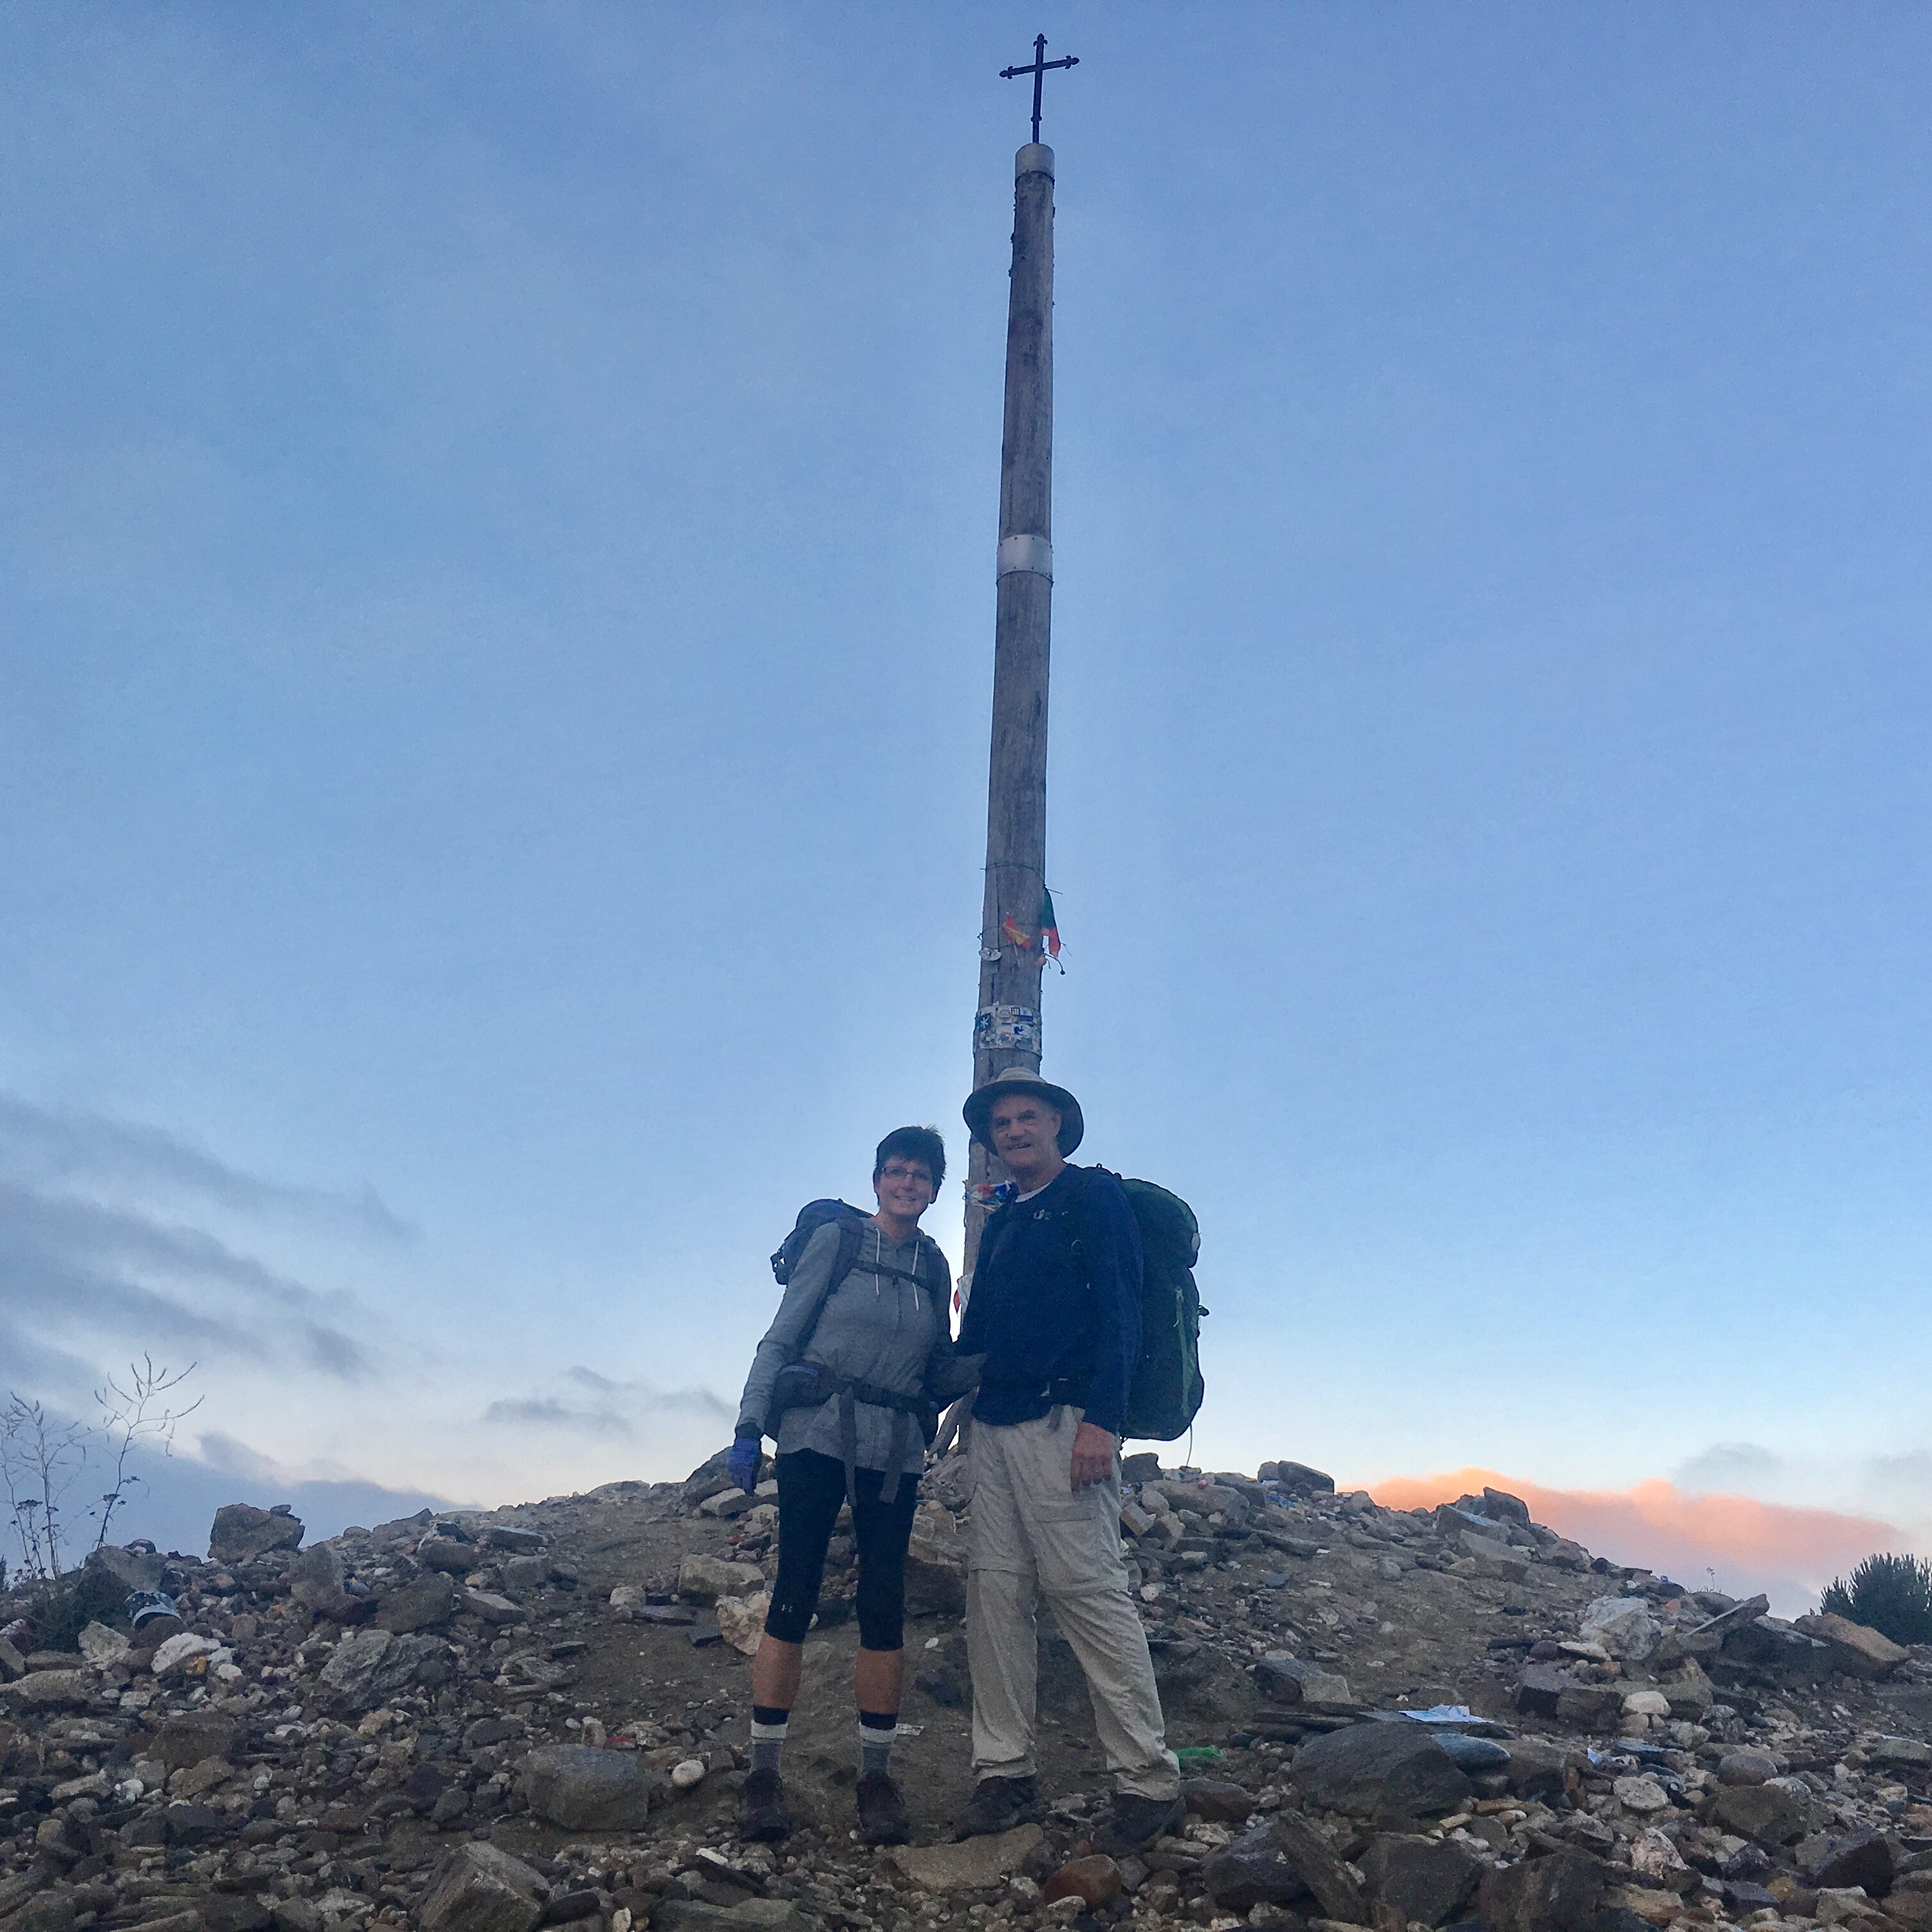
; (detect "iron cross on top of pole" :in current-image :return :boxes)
[1000,34,1078,146]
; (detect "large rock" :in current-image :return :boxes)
[1873,1735,1932,1770]
[373,1574,458,1633]
[1255,1654,1352,1706]
[1200,1822,1308,1913]
[1292,1723,1473,1824]
[155,1711,240,1769]
[76,1622,129,1668]
[1805,1829,1894,1897]
[1042,1856,1123,1909]
[501,1554,552,1592]
[1183,1777,1259,1821]
[417,1535,475,1574]
[1264,1811,1367,1922]
[84,1542,168,1593]
[1514,1661,1571,1717]
[1723,1615,1832,1682]
[517,1745,662,1830]
[1478,1849,1607,1932]
[1717,1747,1779,1786]
[1629,1828,1697,1895]
[1498,1736,1580,1800]
[464,1590,523,1625]
[151,1632,224,1677]
[714,1593,770,1657]
[289,1545,358,1621]
[1555,1681,1627,1730]
[481,1524,546,1552]
[677,1556,766,1604]
[905,1504,967,1616]
[1199,1814,1365,1919]
[316,1628,450,1712]
[1261,1460,1335,1497]
[1689,1592,1770,1639]
[1794,1612,1910,1680]
[418,1842,546,1932]
[0,1670,93,1711]
[208,1503,303,1563]
[1659,1659,1715,1717]
[652,1906,811,1932]
[1704,1780,1806,1846]
[1461,1529,1531,1579]
[1361,1833,1483,1928]
[203,1901,272,1932]
[1581,1595,1661,1661]
[880,1825,1043,1892]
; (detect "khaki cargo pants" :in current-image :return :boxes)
[965,1407,1181,1799]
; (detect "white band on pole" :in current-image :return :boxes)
[997,533,1053,581]
[1016,143,1055,180]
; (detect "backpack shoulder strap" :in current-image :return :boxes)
[790,1216,866,1363]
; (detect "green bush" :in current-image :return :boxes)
[1820,1552,1932,1646]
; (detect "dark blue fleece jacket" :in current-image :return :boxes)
[958,1164,1144,1434]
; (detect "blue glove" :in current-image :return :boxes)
[728,1435,762,1494]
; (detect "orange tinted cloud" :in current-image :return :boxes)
[1365,1466,1903,1616]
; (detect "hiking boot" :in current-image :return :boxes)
[1094,1789,1186,1855]
[856,1770,912,1846]
[737,1766,791,1842]
[954,1774,1043,1839]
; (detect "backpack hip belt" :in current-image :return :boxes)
[763,1362,937,1506]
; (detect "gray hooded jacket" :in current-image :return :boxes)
[735,1220,957,1477]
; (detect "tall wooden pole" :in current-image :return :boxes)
[965,139,1057,1281]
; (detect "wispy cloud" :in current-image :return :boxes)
[480,1365,728,1439]
[0,1092,394,1402]
[0,1093,413,1238]
[1672,1441,1788,1493]
[1367,1464,1909,1615]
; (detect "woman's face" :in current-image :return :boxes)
[874,1156,937,1223]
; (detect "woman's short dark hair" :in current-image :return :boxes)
[873,1125,946,1192]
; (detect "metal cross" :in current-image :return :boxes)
[1000,34,1078,146]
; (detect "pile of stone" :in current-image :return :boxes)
[3,1460,1931,1932]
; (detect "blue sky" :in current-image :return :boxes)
[4,4,1931,1581]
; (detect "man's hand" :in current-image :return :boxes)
[1070,1420,1117,1491]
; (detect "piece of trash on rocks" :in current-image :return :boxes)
[126,1590,180,1631]
[1174,1745,1224,1768]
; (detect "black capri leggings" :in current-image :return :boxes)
[763,1447,919,1651]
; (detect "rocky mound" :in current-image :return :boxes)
[3,1457,1931,1932]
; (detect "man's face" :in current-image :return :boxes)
[988,1096,1062,1172]
[874,1156,937,1222]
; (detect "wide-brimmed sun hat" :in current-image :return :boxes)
[962,1067,1085,1156]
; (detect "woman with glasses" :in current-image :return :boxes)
[726,1124,971,1847]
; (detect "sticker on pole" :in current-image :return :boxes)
[974,1004,1040,1051]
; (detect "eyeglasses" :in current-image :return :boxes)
[879,1163,934,1186]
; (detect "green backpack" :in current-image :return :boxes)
[1111,1175,1208,1443]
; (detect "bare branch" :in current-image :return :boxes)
[91,1358,201,1553]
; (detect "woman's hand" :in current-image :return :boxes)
[728,1434,762,1494]
[1070,1421,1117,1491]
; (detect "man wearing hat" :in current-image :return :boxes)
[952,1068,1183,1851]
